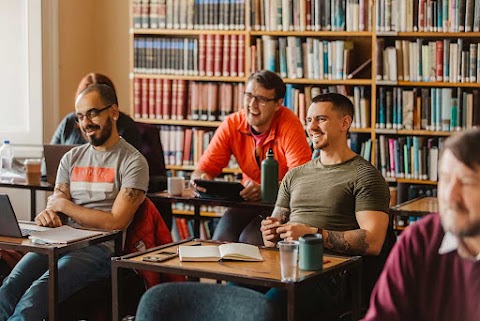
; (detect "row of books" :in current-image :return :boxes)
[133,78,245,121]
[171,217,222,241]
[376,0,480,32]
[348,135,373,161]
[283,84,371,129]
[377,39,480,83]
[375,135,444,181]
[251,37,354,80]
[251,0,371,32]
[134,37,198,75]
[159,125,240,168]
[160,125,213,166]
[133,35,246,77]
[376,87,480,131]
[132,0,246,30]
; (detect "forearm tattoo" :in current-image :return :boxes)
[325,229,369,255]
[272,206,291,223]
[122,188,144,203]
[54,183,71,198]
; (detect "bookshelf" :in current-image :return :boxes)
[129,0,480,204]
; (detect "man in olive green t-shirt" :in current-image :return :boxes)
[260,93,391,319]
[261,93,390,256]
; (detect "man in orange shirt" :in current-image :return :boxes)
[191,70,312,244]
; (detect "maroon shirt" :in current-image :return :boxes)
[363,214,480,321]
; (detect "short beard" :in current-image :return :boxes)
[89,116,113,147]
[440,209,480,237]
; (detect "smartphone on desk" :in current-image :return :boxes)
[142,251,178,263]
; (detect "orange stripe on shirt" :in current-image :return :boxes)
[71,166,115,183]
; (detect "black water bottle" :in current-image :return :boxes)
[261,148,279,204]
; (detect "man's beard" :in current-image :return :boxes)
[440,204,480,237]
[84,116,113,147]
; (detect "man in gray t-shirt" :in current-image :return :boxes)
[0,84,149,320]
[261,93,391,319]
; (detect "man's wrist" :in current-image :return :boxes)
[316,227,323,235]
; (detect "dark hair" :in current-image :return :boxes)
[75,72,116,97]
[247,70,286,100]
[442,129,480,170]
[310,92,354,119]
[77,84,118,106]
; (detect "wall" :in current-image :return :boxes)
[57,0,130,131]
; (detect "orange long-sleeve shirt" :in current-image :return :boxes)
[196,107,312,184]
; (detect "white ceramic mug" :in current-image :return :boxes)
[168,177,185,196]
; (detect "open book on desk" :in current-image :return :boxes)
[28,225,104,244]
[179,243,263,262]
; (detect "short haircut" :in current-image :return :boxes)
[310,92,354,119]
[247,70,286,100]
[77,84,118,107]
[75,72,116,97]
[442,129,480,170]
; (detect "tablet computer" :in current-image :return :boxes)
[194,179,244,201]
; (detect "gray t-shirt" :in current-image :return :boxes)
[275,155,389,231]
[56,138,149,252]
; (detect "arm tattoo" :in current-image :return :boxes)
[325,229,369,255]
[122,188,144,203]
[272,206,291,223]
[54,183,71,198]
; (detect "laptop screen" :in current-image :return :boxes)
[43,144,78,184]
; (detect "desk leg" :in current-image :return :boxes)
[48,251,59,321]
[193,205,200,238]
[112,262,121,321]
[30,189,36,221]
[287,283,297,321]
[351,263,362,321]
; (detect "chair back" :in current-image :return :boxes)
[124,197,184,288]
[136,282,281,321]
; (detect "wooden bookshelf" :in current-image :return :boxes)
[128,0,480,199]
[172,209,223,218]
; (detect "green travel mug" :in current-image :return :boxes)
[299,233,323,271]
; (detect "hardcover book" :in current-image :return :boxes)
[179,243,263,262]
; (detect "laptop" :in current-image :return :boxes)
[43,144,78,184]
[193,179,244,202]
[0,194,51,238]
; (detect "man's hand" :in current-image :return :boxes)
[190,171,213,196]
[35,209,63,228]
[240,180,261,201]
[46,195,73,214]
[261,216,282,247]
[276,222,318,241]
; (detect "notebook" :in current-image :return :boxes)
[193,179,244,201]
[43,144,78,184]
[0,194,51,238]
[0,193,103,243]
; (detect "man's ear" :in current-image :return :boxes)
[342,115,353,131]
[112,104,120,120]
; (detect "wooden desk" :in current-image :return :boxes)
[0,181,54,220]
[0,230,122,321]
[390,197,438,231]
[112,239,362,321]
[149,189,275,237]
[391,196,438,216]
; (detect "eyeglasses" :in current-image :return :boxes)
[243,92,277,106]
[75,104,114,123]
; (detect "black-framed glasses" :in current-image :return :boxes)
[243,92,277,106]
[75,104,114,123]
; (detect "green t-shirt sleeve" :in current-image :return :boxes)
[354,162,390,215]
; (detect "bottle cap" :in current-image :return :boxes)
[266,148,274,157]
[299,233,323,244]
